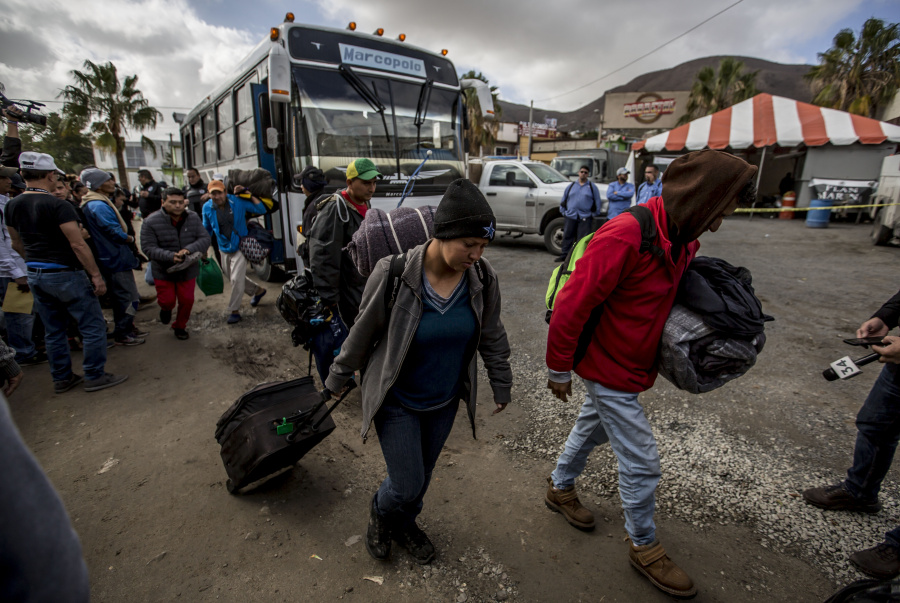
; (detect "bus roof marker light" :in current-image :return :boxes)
[284,12,294,22]
[397,33,406,42]
[373,28,384,36]
[441,49,448,56]
[270,27,279,41]
[347,22,356,31]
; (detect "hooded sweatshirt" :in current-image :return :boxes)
[546,150,757,393]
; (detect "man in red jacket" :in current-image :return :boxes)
[544,150,758,599]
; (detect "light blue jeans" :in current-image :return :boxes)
[551,378,661,545]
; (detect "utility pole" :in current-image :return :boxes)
[527,100,534,160]
[597,113,605,147]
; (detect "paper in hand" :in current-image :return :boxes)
[2,282,33,314]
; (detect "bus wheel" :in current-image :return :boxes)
[253,257,286,282]
[544,217,565,256]
[872,211,892,246]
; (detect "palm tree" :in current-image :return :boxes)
[677,58,759,125]
[60,60,162,188]
[806,18,900,118]
[460,70,502,156]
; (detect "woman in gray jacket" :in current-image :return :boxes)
[325,179,512,565]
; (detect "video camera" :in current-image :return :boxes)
[0,84,47,127]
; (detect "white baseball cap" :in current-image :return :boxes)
[616,167,630,176]
[18,152,59,172]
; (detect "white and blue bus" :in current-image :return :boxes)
[179,15,494,279]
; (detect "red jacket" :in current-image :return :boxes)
[546,197,699,393]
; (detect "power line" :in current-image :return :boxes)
[535,0,745,104]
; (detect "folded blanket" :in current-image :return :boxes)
[658,305,765,394]
[348,206,436,277]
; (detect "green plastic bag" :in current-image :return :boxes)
[197,257,224,296]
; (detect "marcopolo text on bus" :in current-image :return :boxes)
[342,46,423,74]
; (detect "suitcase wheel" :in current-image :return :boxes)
[226,479,239,495]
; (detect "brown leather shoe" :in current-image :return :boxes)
[629,540,697,598]
[544,476,595,530]
[802,482,881,513]
[850,542,900,579]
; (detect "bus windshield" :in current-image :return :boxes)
[292,66,464,190]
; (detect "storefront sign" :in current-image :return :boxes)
[518,121,557,137]
[623,94,676,124]
[809,178,877,204]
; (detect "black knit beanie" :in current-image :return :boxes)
[433,179,496,241]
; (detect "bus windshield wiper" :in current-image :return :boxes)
[338,64,391,143]
[414,79,434,148]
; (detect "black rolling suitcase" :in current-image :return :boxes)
[214,376,355,494]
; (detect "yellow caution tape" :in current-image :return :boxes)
[735,203,900,214]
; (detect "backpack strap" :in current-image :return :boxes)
[622,205,665,258]
[472,259,490,289]
[383,253,406,322]
[560,182,574,210]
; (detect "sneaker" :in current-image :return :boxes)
[394,523,435,565]
[173,328,189,340]
[115,335,146,347]
[159,309,172,325]
[54,373,84,394]
[19,351,49,366]
[83,373,128,392]
[802,483,881,513]
[227,313,242,325]
[250,288,267,307]
[544,476,595,530]
[365,495,391,561]
[629,540,697,598]
[850,542,900,579]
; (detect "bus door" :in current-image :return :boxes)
[252,83,287,266]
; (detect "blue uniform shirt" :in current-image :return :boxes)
[606,181,635,219]
[636,179,662,205]
[560,181,602,219]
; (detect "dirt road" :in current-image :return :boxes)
[9,215,900,602]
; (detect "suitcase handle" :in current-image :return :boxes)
[285,380,357,441]
[312,380,357,431]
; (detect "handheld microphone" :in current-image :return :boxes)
[823,352,881,381]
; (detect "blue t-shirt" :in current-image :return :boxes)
[388,272,477,411]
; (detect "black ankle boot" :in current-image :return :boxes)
[366,496,391,560]
[394,522,435,565]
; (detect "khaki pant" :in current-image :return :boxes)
[221,251,260,313]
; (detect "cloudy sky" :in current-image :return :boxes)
[1,0,898,140]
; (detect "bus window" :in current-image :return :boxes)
[192,123,202,166]
[202,111,217,164]
[217,97,234,161]
[236,83,255,157]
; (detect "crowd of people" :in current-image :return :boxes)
[3,98,900,599]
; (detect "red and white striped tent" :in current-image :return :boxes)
[632,93,900,152]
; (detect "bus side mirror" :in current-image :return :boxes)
[268,43,292,104]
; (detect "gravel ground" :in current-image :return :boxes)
[9,214,900,601]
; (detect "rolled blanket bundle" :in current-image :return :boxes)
[226,168,276,199]
[348,206,436,277]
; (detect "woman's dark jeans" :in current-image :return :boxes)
[373,399,459,529]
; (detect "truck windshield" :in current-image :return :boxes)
[527,163,569,184]
[291,66,463,189]
[551,158,592,178]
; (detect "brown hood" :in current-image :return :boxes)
[661,150,757,242]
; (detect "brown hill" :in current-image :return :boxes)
[498,55,813,133]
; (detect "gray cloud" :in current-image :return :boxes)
[0,28,55,69]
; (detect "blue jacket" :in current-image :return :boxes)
[202,195,265,254]
[637,179,663,205]
[81,193,138,273]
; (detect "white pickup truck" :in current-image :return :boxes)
[474,160,608,255]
